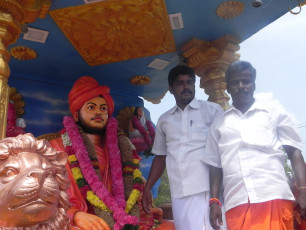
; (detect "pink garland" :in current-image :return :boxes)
[106,118,127,209]
[146,120,155,141]
[63,116,138,229]
[132,116,154,147]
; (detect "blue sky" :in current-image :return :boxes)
[144,8,306,159]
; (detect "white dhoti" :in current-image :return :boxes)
[171,192,227,230]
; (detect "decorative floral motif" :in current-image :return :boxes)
[62,116,143,229]
[216,1,244,19]
[130,76,151,86]
[50,0,175,66]
[10,46,37,60]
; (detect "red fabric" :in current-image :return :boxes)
[94,144,112,193]
[156,220,175,229]
[50,138,88,225]
[291,169,306,230]
[138,196,175,230]
[226,199,294,230]
[68,76,114,116]
[299,221,306,230]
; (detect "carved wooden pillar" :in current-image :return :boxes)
[181,35,240,110]
[0,0,51,139]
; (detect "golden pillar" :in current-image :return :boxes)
[181,36,240,110]
[0,0,51,139]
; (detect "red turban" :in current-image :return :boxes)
[68,76,114,116]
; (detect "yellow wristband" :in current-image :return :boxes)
[298,186,306,190]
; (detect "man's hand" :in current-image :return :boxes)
[141,187,152,214]
[296,188,306,220]
[210,203,223,230]
[284,145,306,220]
[74,212,111,230]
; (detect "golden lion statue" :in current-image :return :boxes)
[0,133,70,229]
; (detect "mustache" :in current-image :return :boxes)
[91,115,104,120]
[236,89,249,94]
[181,89,192,95]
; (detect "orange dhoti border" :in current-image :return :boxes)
[225,199,293,230]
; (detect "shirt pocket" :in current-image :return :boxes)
[190,120,210,141]
[240,112,275,149]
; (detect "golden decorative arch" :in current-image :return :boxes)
[0,0,52,139]
[130,76,151,86]
[216,1,245,19]
[10,46,37,60]
[116,106,135,137]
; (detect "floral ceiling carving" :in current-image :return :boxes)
[216,1,244,19]
[10,46,37,60]
[50,0,176,66]
[130,75,151,85]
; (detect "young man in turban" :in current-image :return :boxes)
[203,61,306,230]
[50,76,153,230]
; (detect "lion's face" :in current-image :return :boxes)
[0,151,60,227]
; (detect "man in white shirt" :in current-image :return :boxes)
[141,65,223,230]
[203,60,306,230]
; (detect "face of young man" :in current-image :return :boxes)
[227,70,255,108]
[73,96,108,134]
[169,74,195,110]
[136,107,144,118]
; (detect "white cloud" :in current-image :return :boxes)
[255,92,299,124]
[26,118,60,126]
[22,91,67,106]
[43,109,70,116]
[254,92,282,106]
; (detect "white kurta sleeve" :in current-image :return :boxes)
[276,108,303,150]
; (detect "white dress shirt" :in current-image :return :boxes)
[152,98,223,198]
[203,98,302,212]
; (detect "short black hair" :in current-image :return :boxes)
[133,106,141,116]
[225,61,256,85]
[168,65,196,87]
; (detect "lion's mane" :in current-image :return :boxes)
[0,133,70,230]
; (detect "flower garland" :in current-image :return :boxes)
[6,102,25,137]
[132,116,155,147]
[146,120,155,141]
[62,116,143,230]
